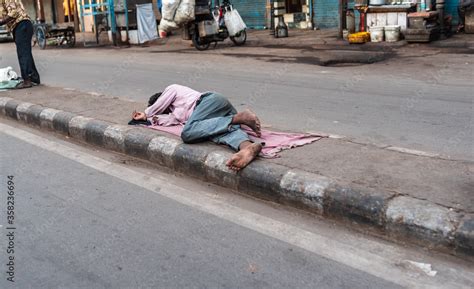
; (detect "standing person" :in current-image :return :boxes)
[0,0,40,88]
[132,84,263,171]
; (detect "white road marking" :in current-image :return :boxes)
[386,146,440,158]
[2,123,473,289]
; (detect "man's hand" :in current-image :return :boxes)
[0,16,14,26]
[132,111,147,121]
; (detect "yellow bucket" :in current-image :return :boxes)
[348,32,370,44]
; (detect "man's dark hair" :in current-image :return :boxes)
[148,92,162,107]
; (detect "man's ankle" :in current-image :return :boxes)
[238,140,253,151]
[231,113,241,125]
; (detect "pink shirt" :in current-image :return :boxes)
[145,84,202,126]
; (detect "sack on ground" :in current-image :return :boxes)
[224,8,246,36]
[162,0,180,21]
[175,0,195,25]
[159,19,179,32]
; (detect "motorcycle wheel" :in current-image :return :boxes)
[230,30,247,46]
[192,32,210,51]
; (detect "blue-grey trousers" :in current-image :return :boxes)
[181,93,249,151]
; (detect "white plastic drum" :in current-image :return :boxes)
[369,0,386,5]
[384,25,400,42]
[370,26,384,42]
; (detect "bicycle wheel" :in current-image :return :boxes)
[36,26,47,49]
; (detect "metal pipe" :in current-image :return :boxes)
[67,0,72,23]
[109,0,117,45]
[270,0,275,35]
[309,0,313,29]
[125,0,129,44]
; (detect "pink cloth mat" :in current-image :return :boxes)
[146,124,326,158]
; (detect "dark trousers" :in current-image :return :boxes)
[13,20,40,83]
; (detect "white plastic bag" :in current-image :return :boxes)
[0,67,18,82]
[175,0,195,25]
[224,7,246,36]
[161,0,180,21]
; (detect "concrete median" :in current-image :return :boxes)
[1,96,472,256]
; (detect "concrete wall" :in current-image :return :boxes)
[21,0,55,22]
[43,0,54,23]
[22,0,37,20]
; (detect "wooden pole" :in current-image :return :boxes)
[67,0,72,23]
[36,0,45,22]
[73,0,80,32]
[338,0,344,38]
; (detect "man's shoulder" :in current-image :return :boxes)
[167,84,188,89]
[166,84,198,93]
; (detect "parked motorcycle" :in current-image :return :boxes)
[189,0,246,51]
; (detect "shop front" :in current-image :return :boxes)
[232,0,267,29]
[232,0,465,32]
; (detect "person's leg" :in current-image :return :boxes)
[24,21,40,84]
[210,125,250,151]
[206,119,263,171]
[14,22,29,83]
[181,93,237,143]
[211,126,262,171]
[182,93,262,143]
[226,140,262,171]
[181,93,263,171]
[14,21,40,87]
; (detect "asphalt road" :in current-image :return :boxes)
[0,42,472,160]
[1,121,474,289]
[0,125,399,289]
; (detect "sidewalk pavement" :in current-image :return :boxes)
[1,85,472,256]
[75,29,474,66]
[67,29,474,66]
[141,28,474,51]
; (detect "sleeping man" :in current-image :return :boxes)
[132,84,262,171]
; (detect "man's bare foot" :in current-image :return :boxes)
[232,109,261,137]
[226,142,262,171]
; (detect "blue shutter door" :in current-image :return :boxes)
[232,0,267,29]
[444,0,460,25]
[314,0,339,29]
